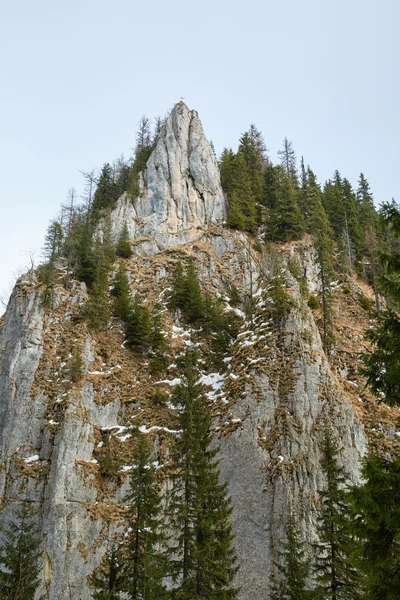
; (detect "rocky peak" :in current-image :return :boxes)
[110,102,226,254]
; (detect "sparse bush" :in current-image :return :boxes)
[358,294,372,312]
[253,241,262,253]
[307,295,319,310]
[69,347,84,382]
[150,390,169,406]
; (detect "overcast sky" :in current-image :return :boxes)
[1,0,399,310]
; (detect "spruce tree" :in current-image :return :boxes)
[0,504,42,600]
[308,173,335,353]
[84,226,115,330]
[348,454,400,600]
[168,348,239,600]
[278,137,298,185]
[112,264,133,322]
[313,425,360,600]
[269,514,313,600]
[125,296,152,353]
[266,166,305,241]
[169,260,204,324]
[116,222,133,258]
[90,545,125,600]
[149,304,169,372]
[41,219,63,305]
[92,163,118,217]
[123,436,167,600]
[360,202,400,405]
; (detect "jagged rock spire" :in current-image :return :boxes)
[111,102,226,253]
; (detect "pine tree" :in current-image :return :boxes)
[356,173,377,232]
[116,222,133,258]
[169,260,204,324]
[168,348,239,600]
[112,264,132,322]
[347,454,400,600]
[360,202,400,405]
[149,304,169,372]
[69,346,84,382]
[92,163,118,217]
[125,296,152,352]
[90,545,125,600]
[269,514,313,600]
[308,173,335,353]
[278,137,298,185]
[84,226,115,330]
[0,504,42,600]
[220,148,258,233]
[123,436,167,600]
[266,166,305,241]
[40,219,63,305]
[313,425,360,600]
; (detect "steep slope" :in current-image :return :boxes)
[0,104,399,600]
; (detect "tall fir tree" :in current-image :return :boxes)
[116,222,133,258]
[360,202,400,405]
[92,163,118,217]
[90,545,125,600]
[308,171,336,353]
[112,264,133,322]
[0,504,42,600]
[125,295,152,352]
[266,165,305,241]
[167,348,239,600]
[84,224,115,330]
[41,219,63,305]
[269,514,313,600]
[278,138,298,185]
[149,304,169,372]
[123,436,167,600]
[348,454,400,600]
[313,425,360,600]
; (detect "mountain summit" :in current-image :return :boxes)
[110,102,226,254]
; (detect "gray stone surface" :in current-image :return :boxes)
[109,102,226,254]
[0,105,369,600]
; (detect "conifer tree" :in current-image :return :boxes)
[360,202,400,405]
[41,219,63,305]
[125,296,152,352]
[220,148,258,233]
[278,138,298,185]
[69,346,84,382]
[169,260,204,324]
[149,304,169,372]
[269,514,313,600]
[92,163,118,217]
[0,504,42,600]
[116,222,133,258]
[356,173,377,231]
[90,545,125,600]
[313,425,360,600]
[112,264,132,322]
[123,436,167,600]
[348,454,400,600]
[84,226,115,330]
[308,173,335,352]
[168,348,239,600]
[266,166,305,241]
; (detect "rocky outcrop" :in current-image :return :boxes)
[109,102,226,255]
[0,105,395,600]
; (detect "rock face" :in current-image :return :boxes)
[0,105,392,600]
[109,101,226,254]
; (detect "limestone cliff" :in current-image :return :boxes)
[0,104,399,600]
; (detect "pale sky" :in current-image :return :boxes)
[1,0,399,310]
